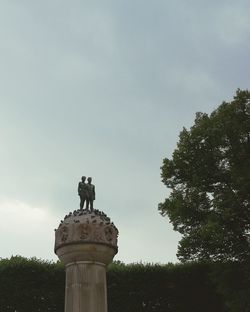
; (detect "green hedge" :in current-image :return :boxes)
[0,256,249,312]
[107,262,225,312]
[0,256,64,312]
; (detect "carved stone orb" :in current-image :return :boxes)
[54,209,118,265]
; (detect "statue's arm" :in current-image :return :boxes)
[93,186,96,200]
[78,182,81,195]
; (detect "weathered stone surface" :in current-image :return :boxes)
[55,209,118,254]
[65,262,108,312]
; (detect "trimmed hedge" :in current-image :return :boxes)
[107,262,225,312]
[0,256,249,312]
[0,256,64,312]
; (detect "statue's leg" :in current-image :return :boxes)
[86,199,89,211]
[80,196,83,210]
[90,200,93,212]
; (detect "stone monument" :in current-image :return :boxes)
[54,180,118,312]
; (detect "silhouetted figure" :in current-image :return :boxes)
[78,176,88,210]
[86,177,95,211]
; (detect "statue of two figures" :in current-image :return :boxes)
[78,176,95,211]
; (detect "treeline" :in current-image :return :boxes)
[0,256,249,312]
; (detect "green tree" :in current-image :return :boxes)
[159,89,250,262]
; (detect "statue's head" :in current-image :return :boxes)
[81,176,86,182]
[87,177,92,183]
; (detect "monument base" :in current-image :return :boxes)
[65,261,107,312]
[54,208,118,312]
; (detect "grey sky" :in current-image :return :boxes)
[0,0,249,263]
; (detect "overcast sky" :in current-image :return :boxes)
[0,0,249,264]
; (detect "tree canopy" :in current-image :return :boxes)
[159,89,250,262]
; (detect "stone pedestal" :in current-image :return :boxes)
[65,262,107,312]
[54,209,118,312]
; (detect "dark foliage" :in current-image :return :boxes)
[0,256,65,312]
[107,262,226,312]
[159,89,250,262]
[210,262,250,312]
[0,256,234,312]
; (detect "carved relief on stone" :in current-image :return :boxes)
[78,224,90,240]
[56,209,118,250]
[93,228,105,242]
[104,226,114,242]
[60,226,69,243]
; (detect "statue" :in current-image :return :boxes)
[78,176,88,210]
[86,177,95,211]
[78,176,96,211]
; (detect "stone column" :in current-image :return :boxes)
[54,209,118,312]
